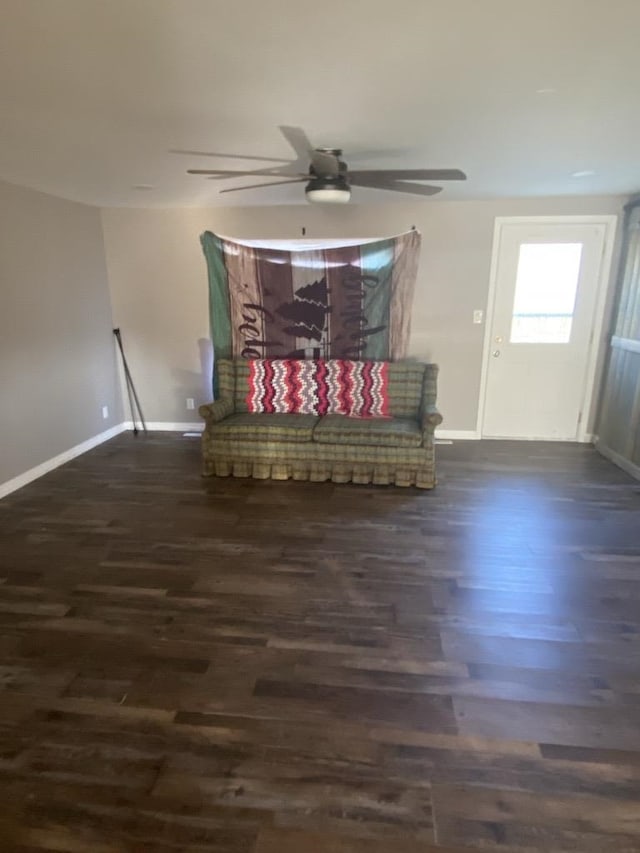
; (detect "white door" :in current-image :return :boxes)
[482,220,611,440]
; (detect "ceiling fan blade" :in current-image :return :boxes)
[279,126,314,164]
[187,168,291,176]
[278,126,340,176]
[349,176,443,197]
[219,178,307,193]
[349,168,466,181]
[171,148,290,164]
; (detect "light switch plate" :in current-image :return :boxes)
[473,309,484,324]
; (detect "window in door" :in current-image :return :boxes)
[510,242,583,343]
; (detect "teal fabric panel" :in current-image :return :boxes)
[200,231,232,397]
[358,238,395,360]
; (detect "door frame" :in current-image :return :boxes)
[477,215,618,442]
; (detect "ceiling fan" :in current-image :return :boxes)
[185,126,466,203]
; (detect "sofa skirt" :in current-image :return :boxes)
[201,437,437,489]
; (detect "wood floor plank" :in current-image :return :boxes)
[432,782,640,851]
[454,694,640,750]
[255,825,478,853]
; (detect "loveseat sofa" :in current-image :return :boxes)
[199,359,443,488]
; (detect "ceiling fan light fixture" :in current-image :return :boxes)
[305,175,351,204]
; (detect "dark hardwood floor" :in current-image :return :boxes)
[1,433,639,852]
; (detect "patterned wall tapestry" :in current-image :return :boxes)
[200,229,421,370]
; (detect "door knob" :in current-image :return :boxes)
[492,350,501,357]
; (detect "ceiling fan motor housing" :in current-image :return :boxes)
[310,152,348,179]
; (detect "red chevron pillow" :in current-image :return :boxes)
[246,359,390,418]
[322,360,390,417]
[246,359,319,415]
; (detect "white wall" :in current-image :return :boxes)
[0,180,122,490]
[101,195,623,432]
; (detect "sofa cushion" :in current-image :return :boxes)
[313,415,422,448]
[209,412,319,442]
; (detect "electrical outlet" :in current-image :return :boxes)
[186,398,195,410]
[101,405,109,419]
[473,309,484,324]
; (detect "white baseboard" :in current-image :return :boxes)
[0,423,128,500]
[123,421,203,432]
[435,429,480,441]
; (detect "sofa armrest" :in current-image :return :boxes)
[421,404,443,444]
[199,398,234,424]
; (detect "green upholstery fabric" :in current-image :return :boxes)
[203,438,437,488]
[209,412,319,442]
[386,362,427,419]
[313,415,422,448]
[199,398,234,423]
[215,359,236,404]
[233,361,251,412]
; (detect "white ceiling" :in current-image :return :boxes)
[1,0,639,208]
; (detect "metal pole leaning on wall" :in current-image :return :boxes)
[113,328,147,436]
